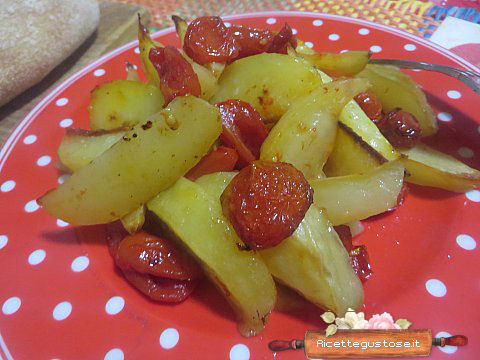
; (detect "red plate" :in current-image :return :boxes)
[0,12,479,360]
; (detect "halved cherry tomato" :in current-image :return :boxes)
[350,245,373,283]
[149,45,201,103]
[186,146,239,181]
[113,231,203,302]
[122,269,198,302]
[354,91,383,124]
[221,161,314,249]
[183,16,239,65]
[230,25,274,59]
[266,23,297,54]
[379,109,422,148]
[115,231,202,280]
[216,99,269,167]
[334,225,354,253]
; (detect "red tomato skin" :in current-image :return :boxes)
[149,45,201,103]
[186,146,239,181]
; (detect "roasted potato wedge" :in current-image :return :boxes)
[39,96,222,225]
[301,51,371,77]
[88,80,164,130]
[317,69,398,161]
[147,177,276,337]
[211,53,323,123]
[196,172,363,315]
[172,15,188,45]
[356,64,438,136]
[138,18,163,87]
[58,128,126,172]
[261,205,364,315]
[400,143,480,192]
[310,160,405,225]
[121,205,146,234]
[261,78,369,179]
[324,123,384,177]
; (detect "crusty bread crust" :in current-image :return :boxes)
[0,0,100,106]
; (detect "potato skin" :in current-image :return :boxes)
[221,161,313,249]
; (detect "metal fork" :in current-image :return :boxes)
[369,59,480,95]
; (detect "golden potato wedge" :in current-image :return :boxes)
[39,96,222,225]
[138,18,163,87]
[260,78,370,179]
[310,160,405,225]
[261,205,364,315]
[301,51,371,77]
[147,177,276,337]
[120,205,146,234]
[211,53,323,123]
[400,142,480,192]
[317,69,398,161]
[196,172,363,315]
[324,123,384,177]
[172,15,187,46]
[356,64,437,136]
[58,128,126,172]
[88,80,164,130]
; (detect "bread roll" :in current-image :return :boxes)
[0,0,100,106]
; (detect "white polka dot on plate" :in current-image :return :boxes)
[57,219,69,227]
[2,297,21,315]
[292,28,298,35]
[1,180,15,192]
[134,47,140,54]
[435,331,457,354]
[104,348,124,360]
[159,328,179,349]
[224,22,231,27]
[437,112,452,122]
[230,344,250,360]
[28,249,46,265]
[404,44,416,51]
[37,155,51,167]
[312,19,323,26]
[425,279,447,297]
[23,134,37,145]
[59,118,73,128]
[71,256,89,272]
[340,49,349,53]
[456,234,476,250]
[0,235,7,250]
[358,28,370,35]
[447,90,461,99]
[466,189,480,202]
[94,69,106,77]
[58,174,70,184]
[53,301,72,321]
[370,45,382,53]
[328,34,340,41]
[55,98,68,107]
[24,200,39,213]
[105,296,125,315]
[266,18,276,24]
[305,42,314,48]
